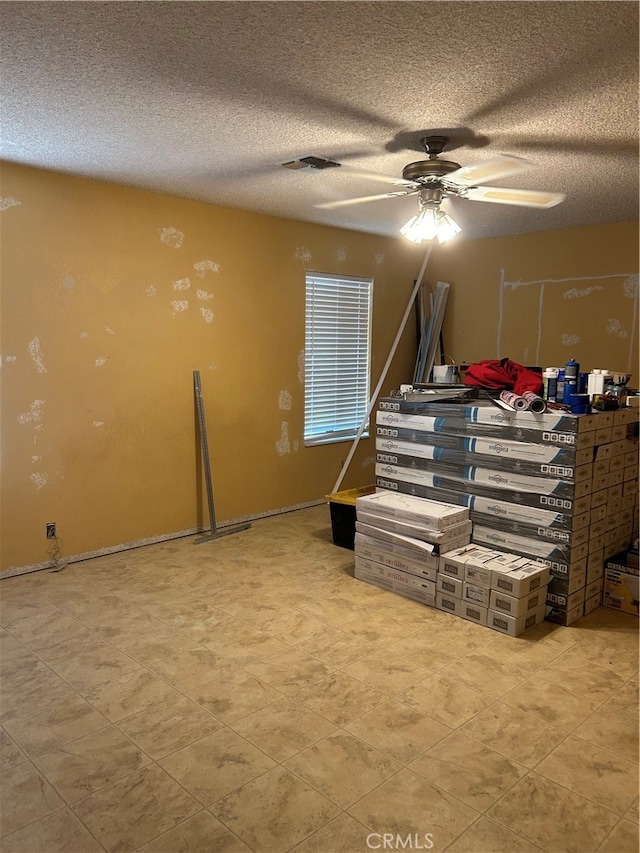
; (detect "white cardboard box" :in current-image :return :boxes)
[489,588,546,618]
[439,544,500,580]
[487,604,546,637]
[356,491,469,529]
[436,592,463,617]
[357,510,472,545]
[436,573,463,598]
[463,581,492,608]
[459,601,488,626]
[354,533,438,581]
[490,560,551,597]
[354,557,436,606]
[464,561,493,588]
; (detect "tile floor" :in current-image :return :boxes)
[0,505,638,853]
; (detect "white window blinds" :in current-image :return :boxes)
[304,272,373,446]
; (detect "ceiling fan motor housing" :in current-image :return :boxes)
[402,158,462,183]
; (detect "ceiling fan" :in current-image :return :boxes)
[314,135,566,243]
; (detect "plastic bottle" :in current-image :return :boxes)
[542,368,559,401]
[563,358,580,404]
[556,368,565,404]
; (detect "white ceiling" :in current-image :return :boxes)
[1,1,638,241]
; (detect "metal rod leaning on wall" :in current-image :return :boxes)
[193,370,251,544]
[331,244,433,495]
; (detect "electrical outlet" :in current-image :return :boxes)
[46,522,56,539]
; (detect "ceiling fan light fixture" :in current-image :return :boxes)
[400,204,461,244]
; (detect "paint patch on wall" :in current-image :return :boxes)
[95,356,108,367]
[0,196,22,211]
[30,473,48,489]
[209,364,218,371]
[298,350,305,384]
[31,455,42,463]
[276,422,291,456]
[80,332,90,339]
[561,333,581,346]
[196,290,214,300]
[62,275,76,290]
[18,400,45,425]
[375,253,384,265]
[361,455,375,468]
[1,355,18,365]
[623,275,638,298]
[93,421,105,427]
[173,277,191,291]
[27,337,47,373]
[337,247,346,262]
[159,227,184,248]
[200,307,215,324]
[293,439,299,452]
[171,301,189,314]
[294,247,312,263]
[279,389,292,410]
[563,285,604,299]
[145,285,157,296]
[606,318,628,338]
[194,260,220,277]
[104,325,115,335]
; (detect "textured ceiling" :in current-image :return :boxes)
[1,1,638,241]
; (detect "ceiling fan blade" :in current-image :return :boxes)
[337,166,417,188]
[314,190,416,210]
[448,155,530,186]
[464,186,566,208]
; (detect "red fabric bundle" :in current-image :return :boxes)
[463,358,543,396]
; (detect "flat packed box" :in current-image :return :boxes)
[489,587,546,618]
[357,508,472,545]
[465,494,588,532]
[488,604,546,637]
[490,559,550,597]
[473,526,588,566]
[416,401,595,433]
[436,573,463,598]
[545,600,584,626]
[546,586,586,611]
[548,570,586,597]
[375,460,587,501]
[375,412,594,450]
[354,557,436,607]
[376,473,585,514]
[459,601,488,626]
[356,490,468,529]
[472,513,590,547]
[355,522,439,563]
[354,533,438,582]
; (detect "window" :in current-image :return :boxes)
[304,271,373,446]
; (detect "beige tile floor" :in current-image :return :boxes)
[0,505,638,853]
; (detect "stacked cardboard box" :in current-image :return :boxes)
[353,492,471,607]
[375,398,639,626]
[438,543,550,636]
[603,549,640,616]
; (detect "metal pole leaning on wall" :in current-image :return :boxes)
[331,244,433,495]
[193,370,251,544]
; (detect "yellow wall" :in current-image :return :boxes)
[0,163,424,571]
[429,221,639,379]
[1,162,637,572]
